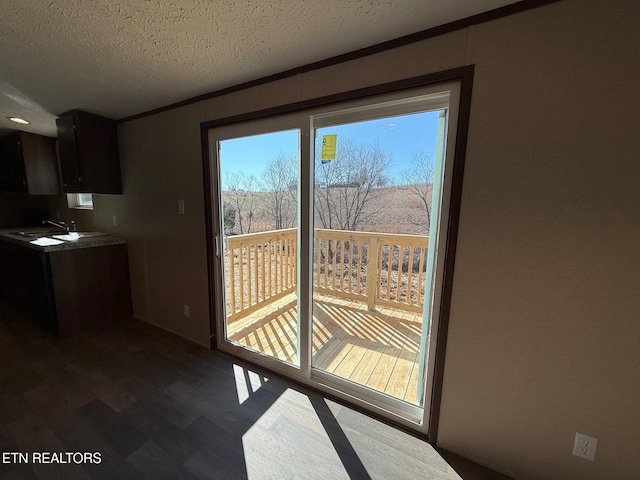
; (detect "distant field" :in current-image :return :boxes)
[222,183,432,237]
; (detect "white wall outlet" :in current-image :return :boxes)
[183,304,190,318]
[112,215,117,226]
[178,200,185,215]
[573,432,598,462]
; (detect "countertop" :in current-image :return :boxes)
[0,227,126,252]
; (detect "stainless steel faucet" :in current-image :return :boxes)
[43,220,77,233]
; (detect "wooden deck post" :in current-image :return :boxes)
[366,237,379,311]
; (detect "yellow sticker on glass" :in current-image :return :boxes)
[321,134,337,163]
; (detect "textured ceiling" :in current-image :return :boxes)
[0,0,520,136]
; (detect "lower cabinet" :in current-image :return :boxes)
[0,241,57,331]
[0,242,132,337]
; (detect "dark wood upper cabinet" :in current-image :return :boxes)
[56,110,122,194]
[0,131,59,195]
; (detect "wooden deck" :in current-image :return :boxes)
[227,292,423,405]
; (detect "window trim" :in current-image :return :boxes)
[66,193,94,210]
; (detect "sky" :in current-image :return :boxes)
[219,109,441,186]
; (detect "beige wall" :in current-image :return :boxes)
[86,0,640,478]
[437,2,640,479]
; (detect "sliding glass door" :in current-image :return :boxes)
[207,80,462,430]
[217,128,301,366]
[310,100,448,411]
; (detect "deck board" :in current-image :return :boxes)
[227,292,424,405]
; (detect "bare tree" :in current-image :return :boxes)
[262,153,298,230]
[223,171,260,234]
[314,138,391,231]
[401,150,435,233]
[223,203,236,233]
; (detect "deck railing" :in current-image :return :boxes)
[225,228,297,322]
[225,228,428,321]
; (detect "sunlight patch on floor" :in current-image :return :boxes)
[233,363,269,404]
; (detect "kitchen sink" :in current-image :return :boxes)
[10,231,108,240]
[76,232,107,238]
[51,232,108,241]
[10,231,58,238]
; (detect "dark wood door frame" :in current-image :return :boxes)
[200,65,474,444]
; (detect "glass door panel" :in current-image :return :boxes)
[311,109,446,406]
[218,130,300,366]
[207,81,461,429]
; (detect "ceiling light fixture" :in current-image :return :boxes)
[7,117,30,125]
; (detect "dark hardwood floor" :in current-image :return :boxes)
[0,300,513,480]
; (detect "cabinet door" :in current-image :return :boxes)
[0,134,27,193]
[49,244,132,337]
[56,113,83,192]
[20,132,59,195]
[74,112,122,194]
[57,110,122,194]
[0,242,57,332]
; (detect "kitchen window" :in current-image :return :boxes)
[67,193,94,210]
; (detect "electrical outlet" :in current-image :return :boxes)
[112,215,117,226]
[178,200,185,215]
[183,304,190,318]
[573,432,598,462]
